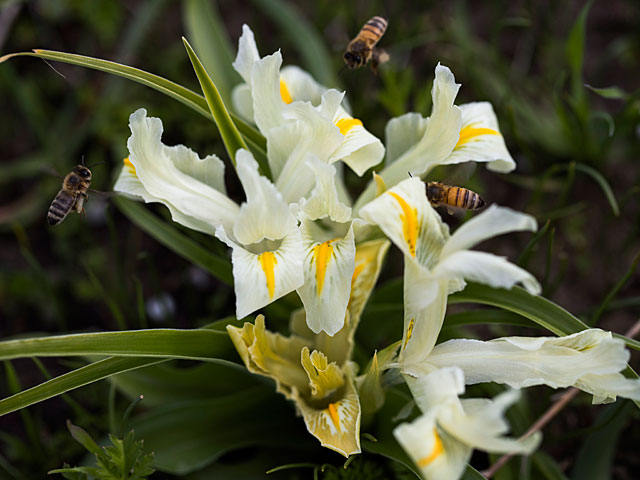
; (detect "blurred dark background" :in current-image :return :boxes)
[1,0,639,478]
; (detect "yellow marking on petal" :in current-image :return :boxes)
[327,402,341,431]
[313,240,335,296]
[388,192,418,257]
[336,118,363,135]
[403,317,416,349]
[455,124,499,149]
[279,79,293,104]
[123,157,136,176]
[258,251,278,298]
[351,263,366,286]
[417,429,444,467]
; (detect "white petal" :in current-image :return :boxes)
[394,412,471,480]
[427,329,640,402]
[232,150,298,245]
[280,65,328,105]
[251,51,287,134]
[384,112,429,165]
[443,102,515,173]
[330,107,385,176]
[231,83,255,123]
[442,205,537,258]
[433,250,541,294]
[299,158,352,223]
[216,226,304,319]
[115,109,239,235]
[405,367,466,412]
[297,222,355,335]
[400,274,449,366]
[232,24,260,84]
[359,178,449,268]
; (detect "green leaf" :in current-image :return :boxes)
[585,84,629,100]
[532,451,569,480]
[448,283,640,351]
[0,328,236,362]
[0,357,165,417]
[461,465,487,479]
[566,1,592,105]
[130,388,314,474]
[0,50,266,155]
[248,0,336,86]
[66,420,101,455]
[114,196,233,285]
[573,163,620,216]
[442,309,536,330]
[571,401,633,480]
[183,0,240,105]
[182,37,248,167]
[111,361,259,407]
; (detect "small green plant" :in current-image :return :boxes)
[49,420,154,480]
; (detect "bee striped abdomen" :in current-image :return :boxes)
[360,16,387,39]
[47,191,75,225]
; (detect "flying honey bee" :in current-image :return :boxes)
[47,163,93,225]
[344,16,389,73]
[426,182,485,212]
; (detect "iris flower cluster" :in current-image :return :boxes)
[114,25,640,480]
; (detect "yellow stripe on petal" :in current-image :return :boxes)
[313,240,335,295]
[123,157,136,176]
[403,317,416,349]
[417,428,444,467]
[258,251,278,298]
[388,192,418,257]
[327,402,341,431]
[336,118,363,135]
[279,79,293,104]
[455,124,499,149]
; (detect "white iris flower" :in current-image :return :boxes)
[394,368,540,480]
[354,63,515,211]
[359,177,540,363]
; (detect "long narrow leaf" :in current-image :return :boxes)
[0,357,165,417]
[0,328,236,362]
[574,163,620,216]
[183,0,239,104]
[183,38,248,166]
[0,50,266,153]
[115,196,233,286]
[449,283,640,350]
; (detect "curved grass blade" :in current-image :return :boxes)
[183,0,239,104]
[0,328,236,362]
[448,283,640,351]
[574,163,620,216]
[0,357,166,417]
[115,196,233,286]
[183,37,248,167]
[0,50,266,154]
[249,0,336,86]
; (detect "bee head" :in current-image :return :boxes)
[344,51,360,68]
[73,165,92,180]
[426,182,441,199]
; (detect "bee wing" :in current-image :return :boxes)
[88,189,113,199]
[439,162,478,185]
[41,164,64,180]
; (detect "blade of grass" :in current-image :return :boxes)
[0,50,266,154]
[590,251,640,325]
[573,163,620,216]
[0,357,165,417]
[182,37,248,168]
[114,196,233,286]
[183,0,239,104]
[0,328,236,362]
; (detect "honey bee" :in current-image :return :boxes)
[344,16,389,73]
[47,163,93,225]
[426,182,485,212]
